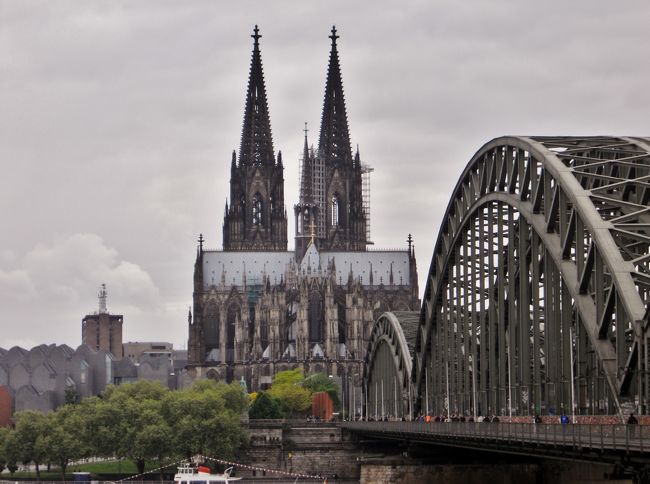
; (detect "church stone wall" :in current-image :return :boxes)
[240,421,363,480]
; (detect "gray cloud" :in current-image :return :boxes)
[1,0,649,349]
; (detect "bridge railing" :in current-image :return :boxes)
[341,421,650,453]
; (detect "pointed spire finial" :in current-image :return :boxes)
[303,122,310,156]
[319,26,352,167]
[240,25,274,166]
[407,233,413,255]
[198,233,204,252]
[252,25,261,47]
[329,25,339,46]
[298,122,314,207]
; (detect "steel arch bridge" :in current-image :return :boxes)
[364,311,418,419]
[413,136,650,418]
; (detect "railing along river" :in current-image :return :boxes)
[341,421,650,454]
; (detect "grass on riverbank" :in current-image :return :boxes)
[5,460,165,479]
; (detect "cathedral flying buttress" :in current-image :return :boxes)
[187,26,419,393]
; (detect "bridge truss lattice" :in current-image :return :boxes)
[413,136,650,417]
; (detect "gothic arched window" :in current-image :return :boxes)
[252,194,263,226]
[226,304,240,363]
[204,302,220,353]
[308,291,323,342]
[331,195,339,227]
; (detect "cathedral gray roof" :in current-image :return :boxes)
[201,249,411,288]
[202,251,294,286]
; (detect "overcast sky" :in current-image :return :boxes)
[1,0,649,350]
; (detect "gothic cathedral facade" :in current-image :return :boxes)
[187,26,419,398]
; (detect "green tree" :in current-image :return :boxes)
[39,405,87,479]
[267,370,311,417]
[163,382,247,459]
[4,379,250,477]
[215,383,250,413]
[132,420,172,479]
[79,396,122,458]
[64,387,79,405]
[192,380,249,414]
[2,430,19,475]
[119,402,171,474]
[269,384,311,417]
[271,369,305,386]
[102,380,168,402]
[0,426,8,473]
[102,382,171,474]
[14,411,47,480]
[249,392,283,419]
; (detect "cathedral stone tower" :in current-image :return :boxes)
[294,127,319,260]
[295,27,367,257]
[223,26,288,252]
[188,27,419,398]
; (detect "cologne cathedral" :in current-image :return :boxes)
[187,26,419,396]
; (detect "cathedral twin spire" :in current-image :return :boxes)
[239,24,352,170]
[223,25,286,251]
[318,26,353,168]
[225,25,365,253]
[239,25,275,167]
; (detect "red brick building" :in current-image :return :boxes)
[0,386,14,427]
[81,284,123,359]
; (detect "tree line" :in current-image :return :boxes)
[0,380,249,479]
[0,370,341,480]
[249,369,340,419]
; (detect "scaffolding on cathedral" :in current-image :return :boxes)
[362,163,373,244]
[246,276,262,305]
[297,144,326,239]
[313,154,326,239]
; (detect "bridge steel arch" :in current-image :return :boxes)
[364,311,419,420]
[413,136,650,418]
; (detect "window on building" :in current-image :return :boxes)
[331,195,339,226]
[204,302,220,353]
[226,305,239,363]
[105,354,112,385]
[252,194,263,225]
[308,292,323,342]
[80,362,88,384]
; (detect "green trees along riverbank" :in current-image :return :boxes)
[249,369,340,419]
[0,380,249,479]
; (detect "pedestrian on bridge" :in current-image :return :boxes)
[627,413,638,438]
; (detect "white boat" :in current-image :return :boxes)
[174,465,241,483]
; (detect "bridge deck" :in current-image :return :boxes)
[342,421,650,464]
